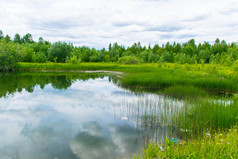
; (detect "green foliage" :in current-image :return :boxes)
[228,47,238,60]
[21,47,35,62]
[0,41,19,71]
[164,85,208,98]
[89,48,101,62]
[139,50,150,62]
[48,41,72,63]
[118,56,141,64]
[0,30,3,39]
[136,126,238,159]
[121,66,238,93]
[66,55,81,64]
[16,62,238,93]
[199,49,210,63]
[233,60,238,71]
[183,45,195,57]
[13,34,21,43]
[162,51,173,62]
[33,51,47,63]
[1,30,238,72]
[4,34,11,43]
[22,33,34,43]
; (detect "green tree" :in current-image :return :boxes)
[188,39,197,50]
[4,35,11,43]
[20,47,35,62]
[148,52,158,63]
[183,46,195,57]
[0,41,19,71]
[139,50,150,62]
[48,41,72,63]
[211,38,223,55]
[22,33,34,43]
[198,49,211,63]
[38,37,44,43]
[163,51,173,62]
[0,30,3,39]
[109,43,123,62]
[13,34,21,43]
[98,48,106,62]
[33,51,47,63]
[228,47,238,60]
[118,56,141,64]
[89,48,100,62]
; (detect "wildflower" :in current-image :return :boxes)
[205,132,211,138]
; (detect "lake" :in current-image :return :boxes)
[0,72,183,159]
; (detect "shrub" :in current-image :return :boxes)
[66,55,81,64]
[118,56,140,64]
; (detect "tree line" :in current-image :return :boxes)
[0,30,238,71]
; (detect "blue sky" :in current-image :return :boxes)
[0,0,238,48]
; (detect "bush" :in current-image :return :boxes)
[33,51,47,63]
[233,60,238,71]
[48,41,72,63]
[66,55,81,64]
[118,56,140,64]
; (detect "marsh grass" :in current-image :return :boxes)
[16,62,238,93]
[15,62,122,71]
[121,69,238,93]
[176,97,238,138]
[135,126,238,159]
[163,85,208,99]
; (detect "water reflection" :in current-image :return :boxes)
[69,122,141,159]
[0,73,183,159]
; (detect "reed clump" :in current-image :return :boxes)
[135,126,238,159]
[177,97,238,138]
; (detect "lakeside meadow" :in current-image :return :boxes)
[12,62,238,158]
[1,32,238,158]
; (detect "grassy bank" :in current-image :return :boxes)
[16,62,238,93]
[135,126,238,159]
[15,62,160,73]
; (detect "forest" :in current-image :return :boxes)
[0,29,238,71]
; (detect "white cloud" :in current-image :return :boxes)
[0,0,238,48]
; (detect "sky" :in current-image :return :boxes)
[0,0,238,49]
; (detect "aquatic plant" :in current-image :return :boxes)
[134,126,238,159]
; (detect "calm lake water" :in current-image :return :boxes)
[0,73,183,159]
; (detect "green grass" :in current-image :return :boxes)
[135,126,238,159]
[15,62,238,94]
[176,97,238,138]
[163,85,208,98]
[15,62,122,71]
[120,69,238,93]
